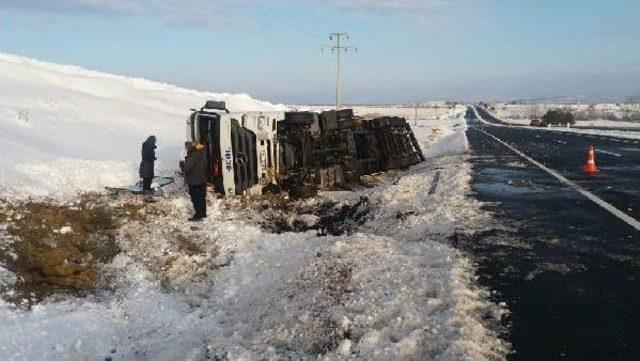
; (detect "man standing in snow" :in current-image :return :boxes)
[180,142,207,221]
[139,135,157,192]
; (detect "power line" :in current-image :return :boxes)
[322,32,357,110]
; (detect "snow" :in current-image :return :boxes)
[546,127,640,140]
[2,185,509,359]
[571,119,640,128]
[493,103,640,126]
[0,54,507,360]
[0,52,286,201]
[491,103,640,128]
[479,106,640,140]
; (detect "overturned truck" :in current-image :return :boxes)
[186,102,424,197]
[278,109,424,196]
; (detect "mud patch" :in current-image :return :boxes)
[0,195,169,307]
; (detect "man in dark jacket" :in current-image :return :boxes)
[180,142,207,221]
[139,136,157,192]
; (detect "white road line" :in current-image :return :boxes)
[475,126,640,232]
[596,149,622,157]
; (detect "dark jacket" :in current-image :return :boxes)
[139,138,156,179]
[180,149,207,186]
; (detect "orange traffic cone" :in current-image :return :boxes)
[584,145,598,174]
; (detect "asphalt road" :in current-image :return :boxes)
[459,110,640,360]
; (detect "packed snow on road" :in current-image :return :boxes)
[0,54,509,360]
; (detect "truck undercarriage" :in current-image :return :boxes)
[277,109,424,193]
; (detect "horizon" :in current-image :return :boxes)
[2,1,639,104]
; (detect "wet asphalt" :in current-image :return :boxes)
[460,116,640,360]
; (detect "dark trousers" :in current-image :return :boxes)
[142,177,153,191]
[188,184,207,218]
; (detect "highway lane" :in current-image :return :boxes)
[475,107,640,221]
[459,114,640,360]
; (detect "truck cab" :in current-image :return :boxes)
[186,101,283,197]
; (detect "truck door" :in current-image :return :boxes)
[188,112,223,192]
[230,119,258,195]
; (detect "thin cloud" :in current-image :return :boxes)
[6,0,468,13]
[5,0,484,26]
[4,0,146,14]
[5,0,258,29]
[307,0,486,32]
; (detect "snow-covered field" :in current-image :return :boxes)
[0,54,508,360]
[492,103,640,128]
[493,103,640,122]
[482,104,640,140]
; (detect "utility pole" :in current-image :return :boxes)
[323,32,357,111]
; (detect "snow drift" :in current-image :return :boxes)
[0,53,285,200]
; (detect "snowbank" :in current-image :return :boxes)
[0,53,285,201]
[412,115,469,159]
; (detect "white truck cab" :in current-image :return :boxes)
[186,101,283,197]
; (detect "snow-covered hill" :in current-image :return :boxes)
[0,53,285,200]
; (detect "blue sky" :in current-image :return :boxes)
[2,0,639,104]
